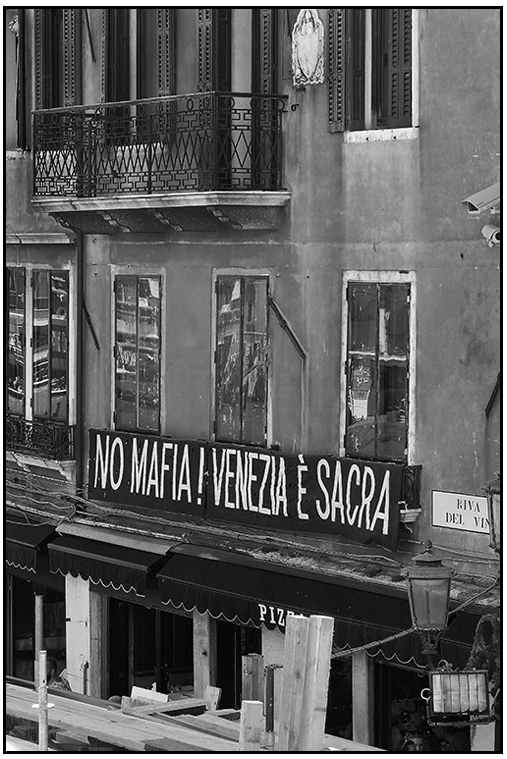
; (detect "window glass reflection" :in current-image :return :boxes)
[8,269,25,415]
[50,272,69,420]
[33,271,50,418]
[115,276,161,432]
[346,283,410,462]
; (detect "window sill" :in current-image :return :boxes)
[344,127,419,144]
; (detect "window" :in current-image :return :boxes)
[344,281,411,462]
[137,9,175,99]
[7,268,70,423]
[114,276,161,433]
[215,276,268,446]
[328,8,412,132]
[104,9,130,103]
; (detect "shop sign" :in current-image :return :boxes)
[431,491,489,533]
[257,603,298,631]
[88,430,403,549]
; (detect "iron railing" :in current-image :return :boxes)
[33,92,287,197]
[6,414,75,460]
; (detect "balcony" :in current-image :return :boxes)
[32,92,290,233]
[6,414,75,461]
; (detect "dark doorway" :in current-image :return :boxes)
[216,621,261,709]
[107,598,193,698]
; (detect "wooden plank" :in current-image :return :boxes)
[242,654,265,703]
[121,695,206,716]
[6,683,236,753]
[239,700,263,752]
[131,685,169,702]
[169,712,241,742]
[277,614,309,752]
[298,615,334,751]
[204,685,221,711]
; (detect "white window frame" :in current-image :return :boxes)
[339,270,416,464]
[7,262,76,426]
[110,265,165,433]
[344,8,419,143]
[211,267,273,448]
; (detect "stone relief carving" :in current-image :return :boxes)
[292,9,324,88]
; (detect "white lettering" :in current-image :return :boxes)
[131,437,149,495]
[146,441,160,498]
[345,464,361,525]
[370,471,390,534]
[358,465,375,529]
[109,437,124,491]
[248,452,259,512]
[224,448,236,509]
[159,442,173,499]
[177,444,192,503]
[94,433,110,489]
[315,458,331,520]
[235,450,249,510]
[297,455,310,520]
[212,448,227,506]
[258,454,272,515]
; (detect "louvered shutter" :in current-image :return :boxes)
[347,9,365,131]
[157,9,175,96]
[388,8,412,128]
[327,9,346,132]
[258,9,278,94]
[35,10,79,109]
[197,9,213,91]
[62,10,80,106]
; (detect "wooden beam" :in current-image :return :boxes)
[242,654,265,703]
[239,700,263,751]
[298,615,334,751]
[277,614,309,751]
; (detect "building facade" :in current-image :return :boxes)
[6,8,500,751]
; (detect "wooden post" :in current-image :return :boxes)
[298,615,334,752]
[34,594,43,684]
[242,653,265,703]
[352,650,374,746]
[239,700,263,751]
[38,650,48,752]
[265,664,276,751]
[277,615,309,751]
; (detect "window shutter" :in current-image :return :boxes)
[257,9,278,94]
[197,9,231,92]
[157,9,175,96]
[62,10,80,106]
[388,9,412,128]
[328,9,346,132]
[347,9,365,131]
[197,9,213,91]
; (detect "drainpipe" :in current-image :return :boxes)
[75,231,85,490]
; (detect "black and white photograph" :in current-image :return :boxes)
[5,7,501,753]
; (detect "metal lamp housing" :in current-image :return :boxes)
[485,472,501,554]
[406,543,454,631]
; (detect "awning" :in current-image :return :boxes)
[48,535,167,597]
[6,519,56,573]
[157,545,479,669]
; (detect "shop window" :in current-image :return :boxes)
[7,268,70,423]
[328,8,412,132]
[214,275,269,447]
[114,275,161,433]
[344,281,411,462]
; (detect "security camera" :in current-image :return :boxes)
[481,225,500,247]
[462,182,500,214]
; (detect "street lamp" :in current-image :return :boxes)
[484,471,500,555]
[405,540,454,669]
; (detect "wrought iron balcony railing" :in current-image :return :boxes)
[6,414,75,460]
[33,92,287,198]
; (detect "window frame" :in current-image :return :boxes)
[329,8,419,140]
[6,263,75,426]
[111,269,163,435]
[211,268,272,448]
[339,271,416,464]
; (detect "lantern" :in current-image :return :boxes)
[485,472,501,555]
[405,541,454,668]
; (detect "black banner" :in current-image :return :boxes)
[88,430,206,517]
[88,430,402,548]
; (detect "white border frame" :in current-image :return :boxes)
[211,267,273,448]
[110,264,166,434]
[339,270,417,464]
